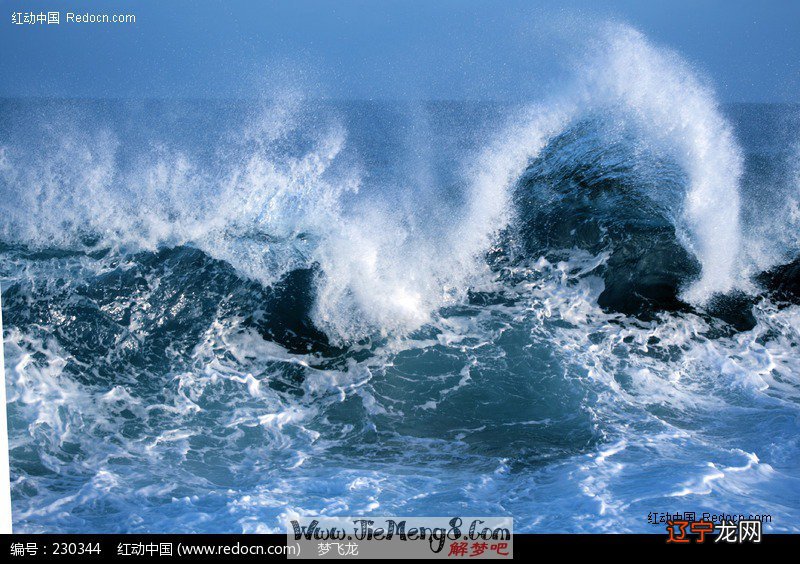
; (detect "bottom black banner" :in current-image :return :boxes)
[2,533,799,561]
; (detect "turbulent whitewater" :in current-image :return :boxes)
[2,27,800,532]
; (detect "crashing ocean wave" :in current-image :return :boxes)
[2,23,800,533]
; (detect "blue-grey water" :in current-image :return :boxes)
[2,28,800,533]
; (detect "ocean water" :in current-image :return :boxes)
[2,26,800,533]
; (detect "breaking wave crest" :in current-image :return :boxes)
[0,25,765,342]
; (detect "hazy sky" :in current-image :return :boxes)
[2,0,799,102]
